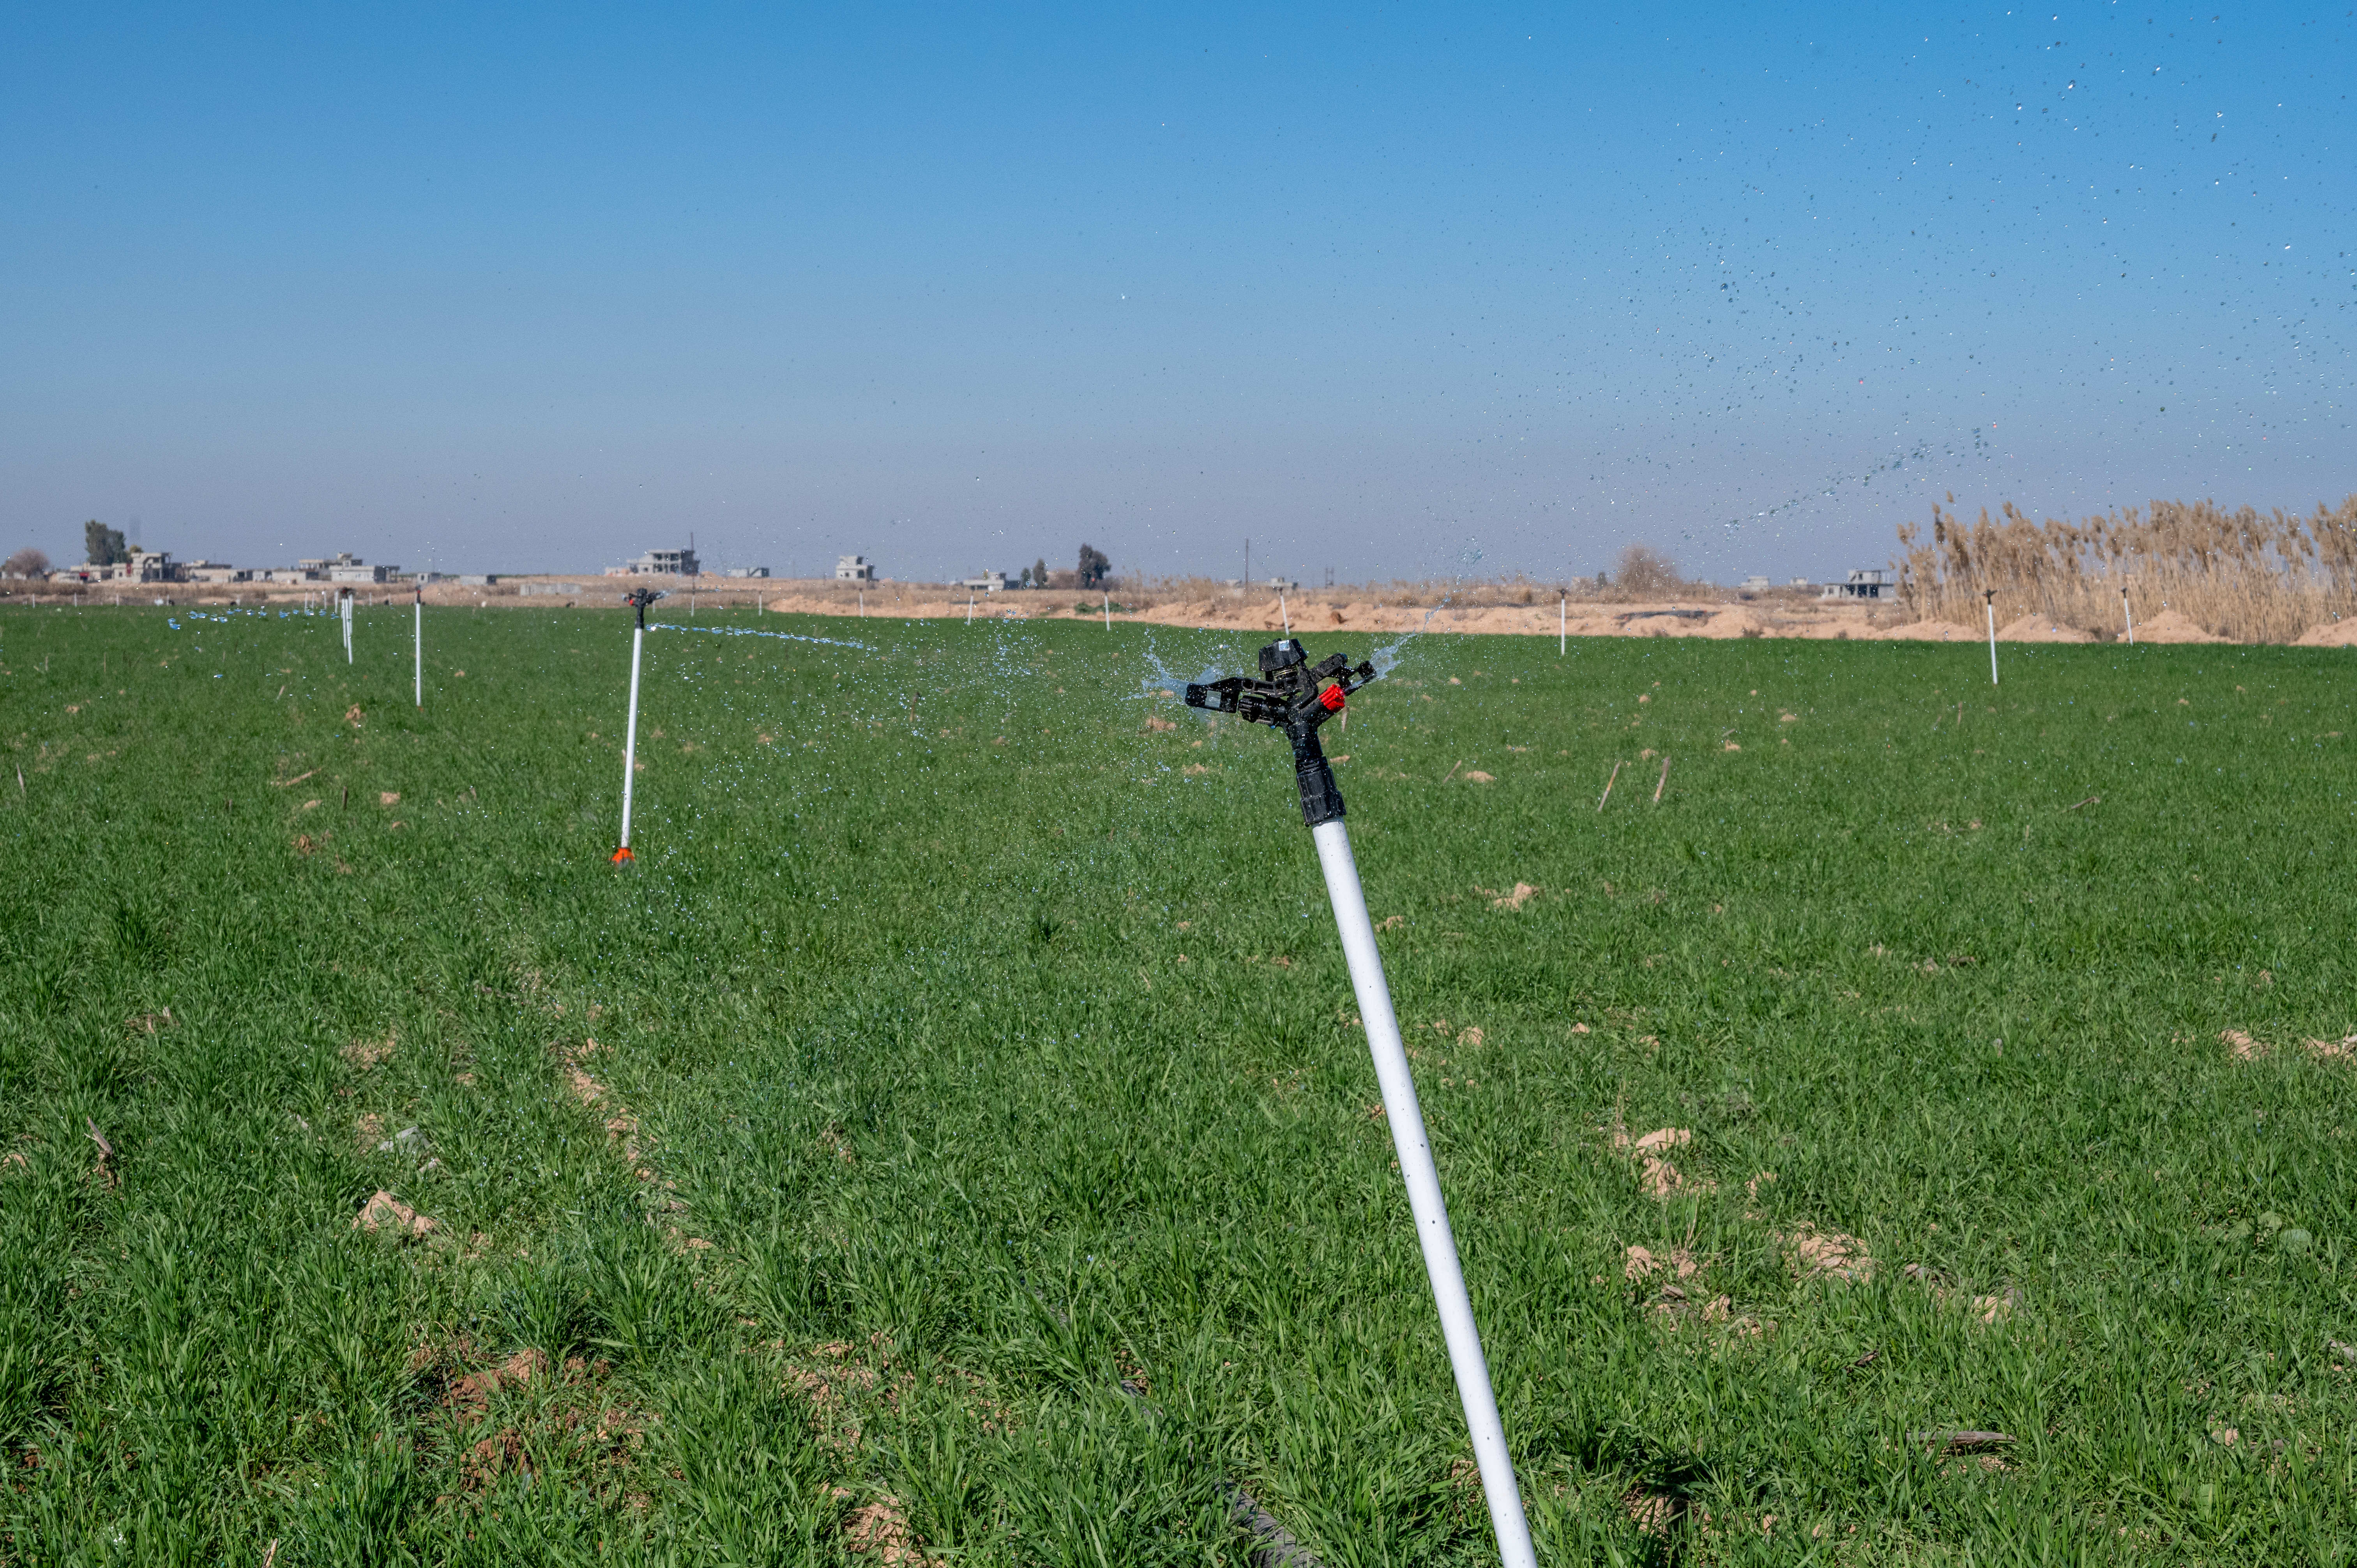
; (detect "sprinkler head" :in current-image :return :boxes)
[1184,638,1380,827]
[622,587,666,629]
[610,846,635,863]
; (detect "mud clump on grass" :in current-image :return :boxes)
[1609,1124,1712,1199]
[839,1492,930,1564]
[353,1189,435,1239]
[1624,1243,1699,1282]
[442,1347,552,1414]
[1782,1225,1873,1282]
[2222,1028,2270,1061]
[343,1031,396,1070]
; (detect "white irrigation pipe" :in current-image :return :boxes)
[1984,590,1998,685]
[1559,592,1566,655]
[613,595,653,863]
[2122,586,2134,646]
[1106,591,1114,630]
[1311,820,1537,1568]
[1279,591,1289,633]
[343,593,354,663]
[413,590,422,707]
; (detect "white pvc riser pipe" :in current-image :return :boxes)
[413,601,423,707]
[617,625,644,851]
[1309,817,1537,1568]
[1985,600,1999,685]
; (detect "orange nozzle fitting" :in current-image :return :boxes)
[1318,684,1347,713]
[610,846,634,863]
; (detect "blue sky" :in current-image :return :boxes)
[3,4,2350,583]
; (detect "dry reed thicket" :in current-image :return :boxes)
[1898,495,2357,645]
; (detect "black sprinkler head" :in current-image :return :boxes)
[623,586,666,627]
[1184,639,1381,827]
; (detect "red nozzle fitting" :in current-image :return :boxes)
[1318,684,1347,713]
[610,846,634,863]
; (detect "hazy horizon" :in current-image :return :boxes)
[5,5,2348,586]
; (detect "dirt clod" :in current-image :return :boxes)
[353,1189,435,1239]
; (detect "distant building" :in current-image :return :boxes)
[294,552,368,580]
[836,554,877,583]
[329,561,396,584]
[1818,568,1902,606]
[458,574,499,586]
[69,546,181,583]
[626,547,700,577]
[1739,575,1771,593]
[1790,577,1811,588]
[724,566,771,578]
[956,570,1009,592]
[185,561,251,584]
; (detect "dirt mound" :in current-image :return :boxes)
[1695,608,1763,639]
[2294,618,2357,647]
[2134,608,2229,644]
[1996,614,2095,643]
[1879,620,1979,642]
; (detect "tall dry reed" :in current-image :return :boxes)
[1896,495,2357,643]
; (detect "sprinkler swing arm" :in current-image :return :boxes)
[1181,639,1538,1568]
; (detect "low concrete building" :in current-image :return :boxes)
[724,566,770,578]
[836,554,878,583]
[1819,568,1902,606]
[185,561,251,584]
[956,570,1009,592]
[67,547,180,583]
[627,547,700,577]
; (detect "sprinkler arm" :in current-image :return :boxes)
[1183,639,1378,826]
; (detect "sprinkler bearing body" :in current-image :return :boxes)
[1183,639,1375,826]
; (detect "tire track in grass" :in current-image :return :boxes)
[548,1021,942,1559]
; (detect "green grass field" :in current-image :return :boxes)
[3,602,2354,1566]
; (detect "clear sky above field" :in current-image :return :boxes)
[2,4,2350,584]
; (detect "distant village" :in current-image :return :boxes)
[3,524,1910,609]
[38,532,774,589]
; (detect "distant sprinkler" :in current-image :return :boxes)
[611,587,666,863]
